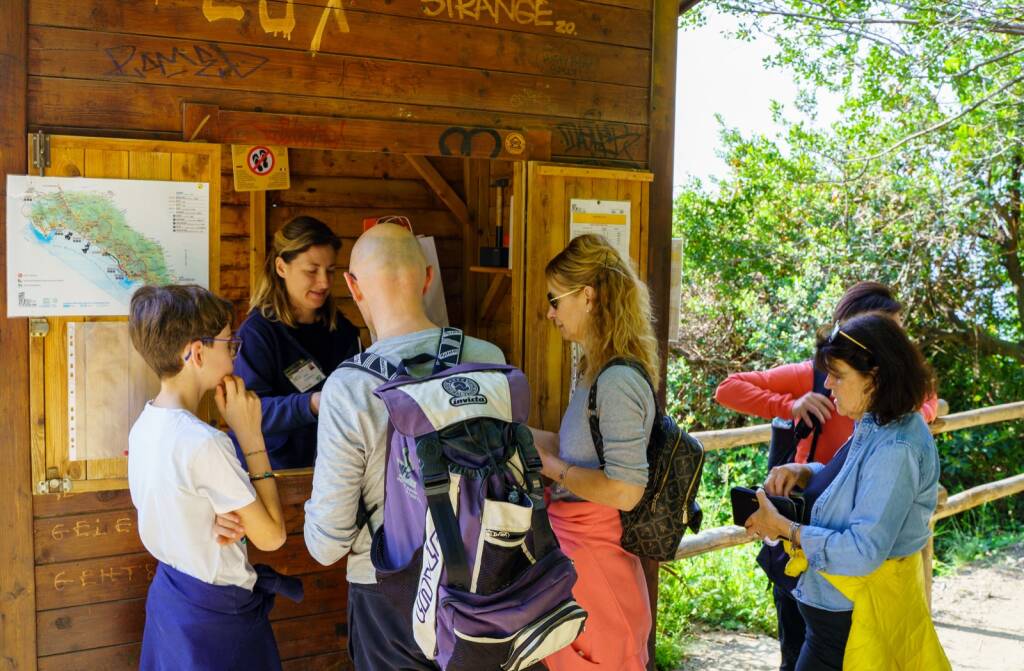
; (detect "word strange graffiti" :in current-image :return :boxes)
[420,0,575,33]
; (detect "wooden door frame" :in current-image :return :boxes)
[1,0,37,669]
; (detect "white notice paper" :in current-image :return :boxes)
[569,199,632,263]
[6,175,210,317]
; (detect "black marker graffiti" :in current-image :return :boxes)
[439,127,503,158]
[105,43,268,80]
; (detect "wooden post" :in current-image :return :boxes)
[0,1,36,669]
[923,485,946,611]
[648,2,679,669]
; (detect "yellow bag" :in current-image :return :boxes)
[821,553,951,671]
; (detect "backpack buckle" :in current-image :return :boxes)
[422,470,451,497]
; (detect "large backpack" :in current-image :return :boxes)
[588,358,705,561]
[340,328,586,671]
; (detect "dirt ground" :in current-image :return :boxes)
[678,542,1024,670]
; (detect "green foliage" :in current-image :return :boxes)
[656,543,777,670]
[657,2,1024,665]
[933,506,1024,575]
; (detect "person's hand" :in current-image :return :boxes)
[744,488,789,541]
[214,512,245,545]
[216,375,262,440]
[764,463,813,497]
[310,391,321,416]
[791,391,834,425]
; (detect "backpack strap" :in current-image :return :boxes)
[434,327,464,372]
[806,368,828,463]
[337,351,401,382]
[392,327,465,378]
[587,358,658,467]
[513,425,560,557]
[416,435,471,591]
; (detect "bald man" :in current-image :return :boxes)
[303,224,505,670]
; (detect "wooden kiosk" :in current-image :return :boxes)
[0,1,680,668]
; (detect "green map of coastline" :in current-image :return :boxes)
[29,189,173,285]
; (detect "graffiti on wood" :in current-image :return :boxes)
[49,516,133,541]
[52,561,156,592]
[555,114,644,161]
[156,0,350,55]
[105,43,268,80]
[439,127,502,158]
[420,0,575,34]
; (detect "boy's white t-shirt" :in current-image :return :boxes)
[128,402,258,590]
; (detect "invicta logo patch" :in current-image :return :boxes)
[441,376,488,407]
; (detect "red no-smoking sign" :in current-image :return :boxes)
[247,146,275,176]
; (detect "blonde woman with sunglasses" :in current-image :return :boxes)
[530,234,658,671]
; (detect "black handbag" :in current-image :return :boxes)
[759,366,827,589]
[588,359,705,561]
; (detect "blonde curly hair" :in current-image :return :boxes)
[545,234,659,389]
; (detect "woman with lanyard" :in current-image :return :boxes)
[234,216,361,469]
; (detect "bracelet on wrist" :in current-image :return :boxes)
[249,471,277,482]
[558,462,574,485]
[789,521,802,548]
[244,448,267,457]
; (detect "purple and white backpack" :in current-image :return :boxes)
[340,328,586,671]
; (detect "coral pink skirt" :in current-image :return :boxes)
[544,500,651,671]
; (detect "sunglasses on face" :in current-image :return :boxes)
[829,321,870,353]
[184,336,243,361]
[547,286,583,309]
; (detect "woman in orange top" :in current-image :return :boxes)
[714,282,938,671]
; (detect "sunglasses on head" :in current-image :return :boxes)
[547,286,583,309]
[829,321,870,353]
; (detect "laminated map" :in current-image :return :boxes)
[6,175,209,316]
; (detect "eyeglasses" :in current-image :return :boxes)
[547,286,583,309]
[184,336,243,361]
[829,321,870,353]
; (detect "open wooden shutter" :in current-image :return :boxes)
[521,163,653,430]
[28,135,221,493]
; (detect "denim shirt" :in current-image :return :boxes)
[792,412,940,612]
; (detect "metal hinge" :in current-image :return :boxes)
[29,318,49,338]
[31,130,50,176]
[37,467,71,494]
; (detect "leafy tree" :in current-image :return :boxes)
[671,1,1024,500]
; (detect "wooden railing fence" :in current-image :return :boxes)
[670,401,1024,604]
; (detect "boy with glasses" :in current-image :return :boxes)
[128,284,297,670]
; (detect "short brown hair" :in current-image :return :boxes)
[129,285,234,378]
[814,312,935,425]
[832,281,902,322]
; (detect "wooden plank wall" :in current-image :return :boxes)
[25,0,652,168]
[32,476,351,670]
[14,0,661,666]
[263,149,467,345]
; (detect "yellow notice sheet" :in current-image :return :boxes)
[569,199,631,263]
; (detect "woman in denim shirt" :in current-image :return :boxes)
[745,313,940,670]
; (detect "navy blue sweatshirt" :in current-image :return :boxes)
[233,310,361,469]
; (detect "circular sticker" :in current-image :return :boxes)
[504,132,526,156]
[247,146,275,176]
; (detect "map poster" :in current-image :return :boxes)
[6,175,210,317]
[569,199,632,263]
